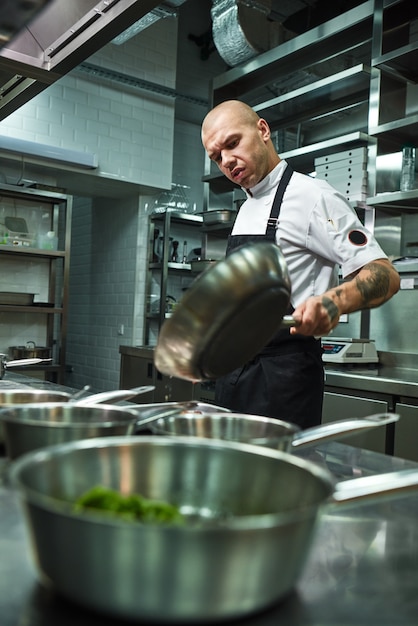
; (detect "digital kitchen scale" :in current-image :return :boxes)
[321,337,379,364]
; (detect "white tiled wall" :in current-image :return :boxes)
[66,194,146,392]
[0,2,228,392]
[0,17,178,190]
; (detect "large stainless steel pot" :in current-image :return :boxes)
[9,436,418,622]
[0,401,225,459]
[154,242,296,381]
[148,411,399,450]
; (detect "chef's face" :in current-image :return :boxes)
[202,109,272,190]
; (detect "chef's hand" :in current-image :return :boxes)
[290,295,339,338]
[289,258,400,337]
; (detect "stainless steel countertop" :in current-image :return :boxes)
[120,343,418,400]
[2,440,418,625]
[325,365,418,399]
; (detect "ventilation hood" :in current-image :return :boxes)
[0,0,171,121]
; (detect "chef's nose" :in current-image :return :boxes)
[221,151,234,168]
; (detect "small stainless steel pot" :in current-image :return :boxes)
[0,401,225,459]
[149,411,399,451]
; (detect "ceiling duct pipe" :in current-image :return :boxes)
[211,0,287,67]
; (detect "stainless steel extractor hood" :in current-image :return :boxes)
[0,0,170,121]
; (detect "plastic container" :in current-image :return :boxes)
[400,145,416,191]
[37,231,58,250]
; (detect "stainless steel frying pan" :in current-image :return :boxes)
[154,242,295,382]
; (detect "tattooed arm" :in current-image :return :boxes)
[290,258,400,337]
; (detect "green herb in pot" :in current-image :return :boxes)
[74,485,184,525]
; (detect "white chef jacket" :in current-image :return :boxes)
[232,160,388,308]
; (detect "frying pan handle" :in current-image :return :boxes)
[280,315,297,327]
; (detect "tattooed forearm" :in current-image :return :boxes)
[321,296,340,323]
[355,261,391,306]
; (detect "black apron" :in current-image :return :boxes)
[215,164,324,429]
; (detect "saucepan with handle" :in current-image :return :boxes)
[0,400,228,460]
[148,411,399,452]
[9,435,418,622]
[154,242,296,382]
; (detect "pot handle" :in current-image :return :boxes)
[291,413,399,449]
[74,386,155,405]
[332,469,418,505]
[130,401,204,430]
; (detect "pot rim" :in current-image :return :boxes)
[9,435,336,530]
[0,403,141,427]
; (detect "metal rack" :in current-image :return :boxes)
[0,183,71,383]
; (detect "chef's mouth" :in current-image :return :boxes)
[232,167,245,182]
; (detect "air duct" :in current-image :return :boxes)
[211,0,289,67]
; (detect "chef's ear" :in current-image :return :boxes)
[257,118,270,141]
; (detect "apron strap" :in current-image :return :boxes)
[266,163,293,238]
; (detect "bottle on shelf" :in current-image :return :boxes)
[400,144,416,192]
[182,240,188,264]
[171,240,179,262]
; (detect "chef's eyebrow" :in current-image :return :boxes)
[208,134,240,161]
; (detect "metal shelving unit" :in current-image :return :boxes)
[0,183,71,383]
[203,1,376,214]
[144,209,202,346]
[366,0,418,206]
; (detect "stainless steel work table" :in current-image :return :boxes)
[2,435,418,625]
[325,364,418,399]
[2,370,418,625]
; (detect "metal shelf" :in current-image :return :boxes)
[369,113,418,152]
[367,189,418,210]
[255,64,371,129]
[282,132,374,173]
[372,42,418,82]
[0,183,71,384]
[149,262,192,271]
[0,305,62,314]
[0,246,65,258]
[211,1,374,102]
[150,210,202,225]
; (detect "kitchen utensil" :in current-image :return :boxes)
[4,216,28,233]
[9,436,418,622]
[9,342,52,360]
[0,400,222,459]
[0,292,35,306]
[187,247,202,262]
[0,355,52,379]
[149,411,399,450]
[200,209,237,225]
[154,242,296,381]
[190,259,217,273]
[72,386,155,405]
[0,390,72,404]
